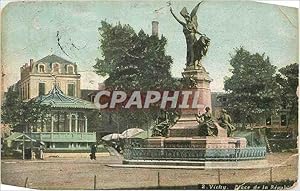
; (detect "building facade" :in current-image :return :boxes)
[20,54,81,100]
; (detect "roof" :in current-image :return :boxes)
[35,84,97,109]
[4,132,36,142]
[37,54,74,65]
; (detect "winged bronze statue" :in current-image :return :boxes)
[170,1,210,69]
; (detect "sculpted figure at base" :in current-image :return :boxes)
[170,1,210,69]
[152,110,180,137]
[218,109,236,137]
[196,107,229,137]
[196,107,218,136]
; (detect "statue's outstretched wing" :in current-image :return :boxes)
[191,2,202,18]
[190,1,203,28]
[180,7,189,17]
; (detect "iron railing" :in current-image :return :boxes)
[123,146,266,161]
[26,132,96,142]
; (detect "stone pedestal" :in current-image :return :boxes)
[168,115,198,137]
[169,116,227,138]
[181,66,212,115]
[149,65,246,150]
[168,66,213,137]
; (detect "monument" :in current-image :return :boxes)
[123,2,266,165]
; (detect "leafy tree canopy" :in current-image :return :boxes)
[1,86,49,132]
[276,63,299,121]
[93,21,180,132]
[223,47,280,125]
[94,21,177,91]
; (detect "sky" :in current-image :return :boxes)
[1,0,298,92]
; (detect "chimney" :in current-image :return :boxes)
[29,59,34,70]
[152,21,159,36]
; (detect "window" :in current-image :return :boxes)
[39,65,45,73]
[67,65,74,74]
[24,84,27,99]
[91,95,95,102]
[281,115,287,126]
[39,83,45,96]
[52,63,60,73]
[67,84,75,97]
[266,117,271,126]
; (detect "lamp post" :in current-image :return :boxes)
[251,127,254,146]
[22,131,25,160]
[30,125,33,160]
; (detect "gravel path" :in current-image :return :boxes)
[1,153,297,189]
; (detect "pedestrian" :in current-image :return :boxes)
[90,144,97,160]
[39,145,44,160]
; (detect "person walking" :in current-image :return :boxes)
[90,144,97,160]
[39,145,44,160]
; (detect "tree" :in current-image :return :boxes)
[276,63,298,122]
[94,21,177,91]
[1,86,49,132]
[223,47,280,128]
[93,21,179,131]
[1,86,21,130]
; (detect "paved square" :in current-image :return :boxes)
[1,153,297,189]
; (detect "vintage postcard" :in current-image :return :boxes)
[1,0,298,190]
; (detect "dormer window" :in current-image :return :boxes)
[39,64,45,73]
[52,63,60,73]
[67,65,74,74]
